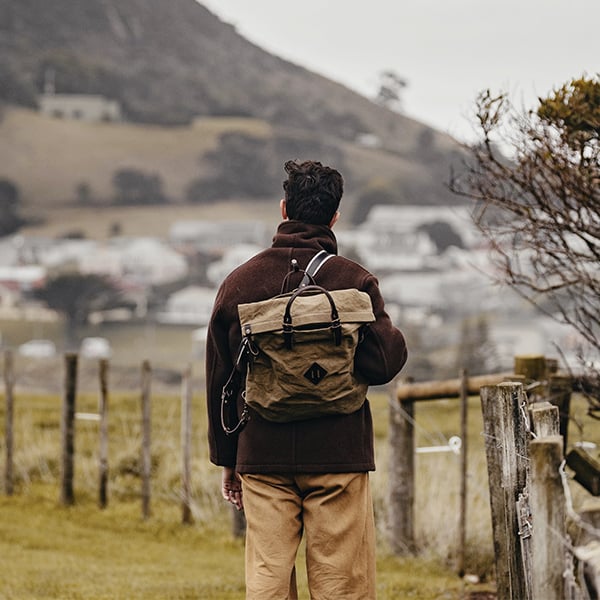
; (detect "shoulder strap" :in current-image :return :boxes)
[300,250,334,287]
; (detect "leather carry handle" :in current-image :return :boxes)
[282,284,342,349]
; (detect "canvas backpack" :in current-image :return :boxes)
[221,251,375,434]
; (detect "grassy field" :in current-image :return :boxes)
[1,105,455,241]
[3,322,600,600]
[0,489,487,600]
[0,106,272,208]
[0,383,505,599]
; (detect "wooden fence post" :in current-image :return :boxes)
[529,401,559,438]
[98,358,109,509]
[548,375,572,452]
[529,435,565,600]
[514,355,547,383]
[181,364,193,525]
[480,382,530,600]
[4,350,15,496]
[457,368,468,576]
[388,389,415,554]
[141,360,152,520]
[61,353,78,506]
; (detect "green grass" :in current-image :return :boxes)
[0,487,246,599]
[0,387,501,599]
[0,106,272,210]
[0,488,489,600]
[2,348,598,598]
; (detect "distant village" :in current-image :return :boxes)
[0,204,580,378]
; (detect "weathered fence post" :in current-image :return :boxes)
[388,384,415,554]
[514,354,547,383]
[529,401,559,438]
[141,360,152,520]
[181,364,193,525]
[4,350,15,495]
[61,352,78,506]
[457,368,468,576]
[529,435,565,600]
[548,375,572,452]
[480,382,530,600]
[98,358,109,509]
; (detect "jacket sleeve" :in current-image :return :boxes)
[205,286,238,468]
[355,273,408,385]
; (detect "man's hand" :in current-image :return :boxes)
[222,466,243,511]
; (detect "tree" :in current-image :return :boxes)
[450,75,600,384]
[186,133,275,203]
[417,221,464,253]
[351,181,399,225]
[186,132,345,203]
[0,178,25,237]
[75,181,93,205]
[112,168,167,205]
[375,70,408,112]
[36,273,131,348]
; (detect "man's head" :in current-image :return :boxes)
[281,160,343,227]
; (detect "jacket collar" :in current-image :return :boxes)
[271,220,338,254]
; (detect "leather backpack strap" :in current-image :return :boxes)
[300,250,334,287]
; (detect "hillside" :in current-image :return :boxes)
[0,0,432,142]
[0,0,467,230]
[1,106,464,234]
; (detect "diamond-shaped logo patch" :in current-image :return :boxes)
[304,362,328,385]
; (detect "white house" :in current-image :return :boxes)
[39,93,121,122]
[40,239,99,270]
[0,265,47,291]
[363,205,481,248]
[206,243,262,286]
[157,286,216,325]
[118,238,188,286]
[169,220,269,253]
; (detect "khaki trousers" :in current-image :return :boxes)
[240,472,376,600]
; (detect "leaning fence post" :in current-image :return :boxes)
[181,364,193,525]
[61,352,78,506]
[98,358,109,509]
[389,383,415,554]
[141,360,152,520]
[4,350,15,496]
[480,382,530,600]
[530,435,565,600]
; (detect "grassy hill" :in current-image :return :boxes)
[0,0,467,234]
[0,0,439,144]
[0,106,270,204]
[1,106,464,237]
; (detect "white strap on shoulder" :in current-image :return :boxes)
[300,250,334,287]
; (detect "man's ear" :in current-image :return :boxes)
[280,198,288,220]
[329,211,340,228]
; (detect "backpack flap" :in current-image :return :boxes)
[237,287,375,423]
[238,288,375,335]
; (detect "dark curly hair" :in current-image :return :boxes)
[282,160,344,225]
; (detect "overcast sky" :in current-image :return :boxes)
[200,0,599,143]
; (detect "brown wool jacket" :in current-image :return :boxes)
[206,220,408,474]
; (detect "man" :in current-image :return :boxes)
[206,159,407,599]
